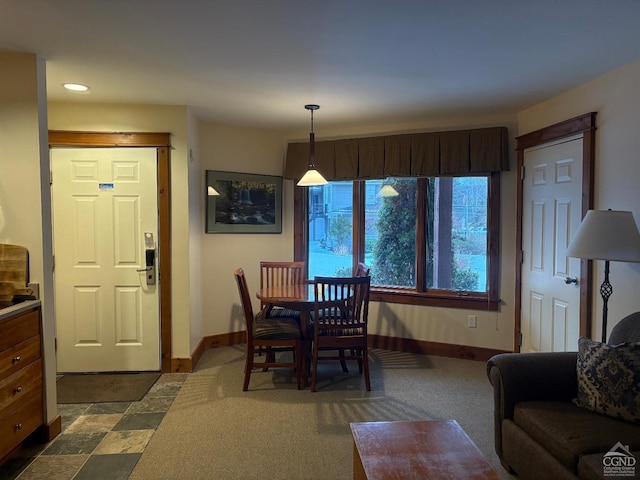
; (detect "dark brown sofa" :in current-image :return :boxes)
[487,313,640,480]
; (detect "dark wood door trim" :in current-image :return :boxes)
[48,130,173,372]
[514,113,596,352]
[49,131,170,148]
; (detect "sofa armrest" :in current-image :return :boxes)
[486,351,578,460]
[487,351,578,417]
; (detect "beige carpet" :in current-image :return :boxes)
[130,346,509,480]
[56,372,161,403]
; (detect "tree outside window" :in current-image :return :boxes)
[368,178,416,287]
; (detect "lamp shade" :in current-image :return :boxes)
[207,186,220,196]
[297,168,328,186]
[566,210,640,262]
[377,185,399,197]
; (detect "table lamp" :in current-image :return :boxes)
[566,209,640,343]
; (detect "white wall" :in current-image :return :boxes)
[518,58,640,340]
[0,50,56,423]
[47,102,194,358]
[187,107,204,354]
[198,122,293,337]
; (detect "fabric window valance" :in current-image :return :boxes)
[284,126,509,180]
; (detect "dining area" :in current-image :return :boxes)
[233,261,372,392]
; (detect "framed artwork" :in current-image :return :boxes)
[205,170,283,234]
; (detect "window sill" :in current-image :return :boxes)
[370,287,499,311]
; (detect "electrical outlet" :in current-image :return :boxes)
[468,315,477,328]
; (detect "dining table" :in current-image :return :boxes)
[256,281,355,387]
[257,281,355,333]
[256,283,316,338]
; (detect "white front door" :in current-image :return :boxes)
[521,137,583,353]
[52,147,160,372]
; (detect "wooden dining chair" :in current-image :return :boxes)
[259,261,306,319]
[310,275,371,392]
[338,262,371,369]
[234,268,303,390]
[355,262,371,278]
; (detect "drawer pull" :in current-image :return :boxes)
[12,356,21,363]
[15,423,23,430]
[14,386,23,394]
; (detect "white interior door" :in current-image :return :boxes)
[521,137,583,353]
[52,147,160,372]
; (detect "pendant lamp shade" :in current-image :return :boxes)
[377,184,399,197]
[298,168,328,186]
[297,104,327,187]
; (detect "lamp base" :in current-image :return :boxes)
[600,260,612,344]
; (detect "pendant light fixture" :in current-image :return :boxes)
[297,104,328,187]
[377,184,399,198]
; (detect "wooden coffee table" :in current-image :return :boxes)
[350,420,501,479]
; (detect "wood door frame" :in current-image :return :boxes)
[514,113,596,352]
[48,131,173,373]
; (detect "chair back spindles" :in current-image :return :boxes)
[260,261,305,302]
[260,261,305,288]
[268,266,304,288]
[259,261,306,319]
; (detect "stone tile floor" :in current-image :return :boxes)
[0,373,187,480]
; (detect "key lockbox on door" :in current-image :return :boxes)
[145,249,156,285]
[137,232,157,285]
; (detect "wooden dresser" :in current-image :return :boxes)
[0,301,44,462]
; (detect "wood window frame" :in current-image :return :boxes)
[294,172,501,311]
[48,130,173,373]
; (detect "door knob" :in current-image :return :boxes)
[564,276,578,285]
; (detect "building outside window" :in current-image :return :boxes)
[308,181,354,277]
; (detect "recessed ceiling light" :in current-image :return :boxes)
[62,83,90,93]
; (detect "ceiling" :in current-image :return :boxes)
[2,0,640,130]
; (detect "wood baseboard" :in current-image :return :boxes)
[170,356,193,373]
[368,335,509,362]
[175,331,508,371]
[171,331,246,373]
[41,414,62,442]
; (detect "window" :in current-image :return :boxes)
[297,173,500,310]
[426,177,488,293]
[308,181,353,277]
[365,178,417,288]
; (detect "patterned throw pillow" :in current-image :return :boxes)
[574,337,640,423]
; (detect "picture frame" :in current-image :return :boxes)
[205,170,283,234]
